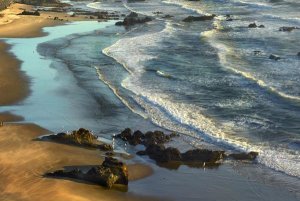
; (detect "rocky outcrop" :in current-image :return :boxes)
[183,14,216,22]
[115,12,152,26]
[248,23,265,28]
[279,26,299,32]
[41,128,113,151]
[116,128,258,168]
[45,157,128,189]
[115,128,179,146]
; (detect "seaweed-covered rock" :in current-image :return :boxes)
[183,15,216,22]
[228,151,258,161]
[45,157,128,189]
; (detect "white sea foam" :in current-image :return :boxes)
[102,13,300,177]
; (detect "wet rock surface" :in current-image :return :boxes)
[40,128,113,151]
[183,14,216,22]
[116,128,258,168]
[45,157,128,189]
[115,12,152,26]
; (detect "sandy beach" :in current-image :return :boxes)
[0,3,157,201]
[1,1,299,201]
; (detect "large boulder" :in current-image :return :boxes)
[46,157,128,189]
[181,149,225,165]
[183,15,216,22]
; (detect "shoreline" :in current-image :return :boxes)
[0,2,299,201]
[0,3,158,201]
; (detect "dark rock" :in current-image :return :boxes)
[181,149,225,165]
[297,52,300,57]
[228,151,258,161]
[269,54,281,61]
[140,144,223,167]
[136,150,147,155]
[253,50,262,55]
[162,14,173,19]
[117,128,132,141]
[226,18,233,21]
[128,130,144,145]
[115,129,178,146]
[18,10,40,16]
[279,26,299,32]
[115,12,152,26]
[248,23,257,28]
[46,157,128,189]
[183,15,216,22]
[258,25,265,28]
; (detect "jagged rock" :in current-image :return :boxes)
[269,54,281,61]
[45,157,128,189]
[279,26,299,32]
[41,128,112,151]
[183,15,216,22]
[228,151,258,161]
[115,12,152,26]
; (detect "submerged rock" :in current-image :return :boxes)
[183,15,216,22]
[115,12,152,26]
[269,54,281,61]
[279,26,299,32]
[41,128,112,151]
[248,23,265,28]
[45,157,128,189]
[228,151,258,161]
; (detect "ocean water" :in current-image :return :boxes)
[2,0,299,192]
[88,0,300,178]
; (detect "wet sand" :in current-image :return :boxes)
[0,123,158,201]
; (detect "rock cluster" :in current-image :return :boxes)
[116,129,258,168]
[115,128,179,146]
[18,10,40,16]
[46,157,128,188]
[279,26,299,32]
